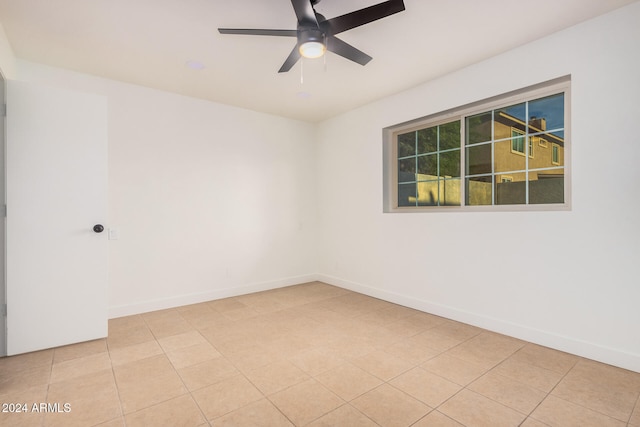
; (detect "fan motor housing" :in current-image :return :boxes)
[298,27,325,45]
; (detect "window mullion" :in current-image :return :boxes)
[460,118,466,206]
[414,131,418,206]
[525,102,530,204]
[436,125,440,206]
[491,110,496,206]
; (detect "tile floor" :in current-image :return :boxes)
[1,282,639,427]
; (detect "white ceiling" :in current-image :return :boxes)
[0,0,636,122]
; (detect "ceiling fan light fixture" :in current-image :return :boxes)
[298,28,326,59]
[299,41,326,58]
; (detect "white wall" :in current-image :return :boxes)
[17,61,319,317]
[0,21,11,358]
[316,3,640,372]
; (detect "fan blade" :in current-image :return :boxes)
[278,45,302,73]
[218,28,297,37]
[326,36,372,66]
[322,0,405,35]
[291,0,319,27]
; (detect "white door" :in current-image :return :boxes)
[5,80,108,355]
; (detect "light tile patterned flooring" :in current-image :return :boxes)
[1,282,639,427]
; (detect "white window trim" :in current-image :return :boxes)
[383,76,571,213]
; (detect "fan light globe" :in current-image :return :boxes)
[299,41,326,59]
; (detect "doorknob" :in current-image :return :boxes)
[93,224,104,233]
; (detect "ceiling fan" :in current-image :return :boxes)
[218,0,406,73]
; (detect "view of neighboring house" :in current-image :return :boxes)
[398,94,565,206]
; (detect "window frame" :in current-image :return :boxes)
[383,77,571,213]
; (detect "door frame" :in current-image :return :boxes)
[0,68,6,357]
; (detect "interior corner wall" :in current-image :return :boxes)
[0,21,16,78]
[315,2,640,372]
[15,60,319,317]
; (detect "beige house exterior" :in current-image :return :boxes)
[403,111,564,206]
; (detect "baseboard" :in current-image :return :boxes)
[318,274,640,374]
[108,273,320,319]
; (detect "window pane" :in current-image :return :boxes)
[528,133,563,169]
[495,139,525,173]
[398,183,417,206]
[442,178,461,206]
[528,93,564,135]
[529,169,564,204]
[398,132,416,157]
[416,180,439,206]
[466,144,492,175]
[417,154,437,177]
[398,158,415,183]
[414,179,462,206]
[495,103,526,140]
[440,121,461,150]
[417,127,437,154]
[466,176,492,205]
[466,112,492,145]
[495,172,526,205]
[440,150,461,177]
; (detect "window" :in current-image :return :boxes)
[552,144,560,165]
[385,77,570,211]
[511,129,525,154]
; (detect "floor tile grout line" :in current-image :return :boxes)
[40,356,53,427]
[460,344,546,413]
[168,346,212,426]
[172,321,254,426]
[530,354,639,425]
[409,409,461,427]
[263,394,298,426]
[533,392,634,425]
[349,381,427,426]
[408,349,534,426]
[106,337,130,424]
[515,355,580,424]
[626,390,640,426]
[300,401,382,427]
[423,337,588,423]
[108,322,212,425]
